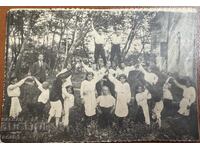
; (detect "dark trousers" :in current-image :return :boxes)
[110,44,121,65]
[98,107,113,129]
[36,102,46,120]
[27,103,38,119]
[163,99,173,117]
[94,44,107,65]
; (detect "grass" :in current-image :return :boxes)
[1,71,199,142]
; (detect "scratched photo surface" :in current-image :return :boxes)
[0,8,199,142]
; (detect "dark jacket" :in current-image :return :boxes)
[49,78,64,103]
[49,66,75,104]
[31,61,48,83]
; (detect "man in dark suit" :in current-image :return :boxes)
[31,54,49,83]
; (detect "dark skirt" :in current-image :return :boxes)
[98,106,113,128]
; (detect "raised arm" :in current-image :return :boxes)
[62,75,72,88]
[93,71,106,84]
[138,64,146,73]
[108,74,121,86]
[173,78,186,89]
[165,77,173,84]
[82,62,95,74]
[91,20,95,32]
[126,66,136,73]
[33,77,43,91]
[189,87,196,105]
[56,65,75,79]
[8,76,32,90]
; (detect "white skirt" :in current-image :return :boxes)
[9,97,22,118]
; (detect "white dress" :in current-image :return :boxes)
[136,89,152,125]
[7,81,25,118]
[62,89,74,127]
[108,74,131,117]
[178,86,196,116]
[61,75,74,126]
[80,73,104,117]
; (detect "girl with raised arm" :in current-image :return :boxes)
[108,73,131,127]
[80,69,105,126]
[7,76,32,118]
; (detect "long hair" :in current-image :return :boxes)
[66,85,74,95]
[85,72,94,80]
[118,74,128,82]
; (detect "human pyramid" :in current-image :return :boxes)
[7,21,196,132]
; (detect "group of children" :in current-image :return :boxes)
[7,58,196,131]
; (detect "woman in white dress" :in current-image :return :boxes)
[7,76,32,118]
[80,70,105,125]
[108,73,131,127]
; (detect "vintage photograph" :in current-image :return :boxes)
[0,8,199,142]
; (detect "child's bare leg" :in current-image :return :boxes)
[157,118,161,128]
[48,116,52,123]
[55,117,60,127]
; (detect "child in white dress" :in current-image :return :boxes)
[7,76,32,118]
[135,86,152,125]
[62,85,75,128]
[108,73,131,127]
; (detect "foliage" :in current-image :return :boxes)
[6,10,157,81]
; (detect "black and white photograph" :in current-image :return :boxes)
[0,8,199,142]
